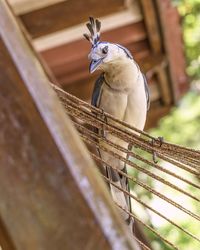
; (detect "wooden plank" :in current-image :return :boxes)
[19,0,125,38]
[9,0,65,15]
[33,9,143,51]
[0,217,16,250]
[156,0,188,101]
[7,1,59,85]
[139,0,172,105]
[156,68,172,105]
[0,37,110,250]
[145,103,171,129]
[0,1,140,249]
[139,0,162,53]
[41,21,147,69]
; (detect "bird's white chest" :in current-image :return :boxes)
[98,85,128,120]
[98,73,147,130]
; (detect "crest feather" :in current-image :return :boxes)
[83,17,101,46]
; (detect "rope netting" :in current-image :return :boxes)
[52,84,200,250]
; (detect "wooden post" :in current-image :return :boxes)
[155,0,188,101]
[0,0,139,249]
[139,0,172,105]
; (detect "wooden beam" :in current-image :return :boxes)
[139,0,172,105]
[33,9,142,51]
[9,0,66,15]
[41,21,147,69]
[18,0,125,38]
[7,0,59,85]
[0,217,16,250]
[0,1,140,249]
[155,0,189,101]
[146,103,172,129]
[0,37,110,249]
[139,0,162,53]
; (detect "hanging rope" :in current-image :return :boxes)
[52,84,200,250]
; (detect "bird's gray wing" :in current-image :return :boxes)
[91,73,104,107]
[142,73,150,110]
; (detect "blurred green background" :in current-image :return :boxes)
[132,1,200,249]
[152,0,200,149]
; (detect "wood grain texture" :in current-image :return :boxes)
[139,0,162,54]
[0,217,16,250]
[41,21,147,69]
[145,103,171,129]
[0,1,139,249]
[139,0,172,105]
[19,0,125,38]
[156,0,188,101]
[0,37,110,250]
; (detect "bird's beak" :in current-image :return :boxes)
[89,58,103,73]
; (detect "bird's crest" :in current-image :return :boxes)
[83,17,101,46]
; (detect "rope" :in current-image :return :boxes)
[101,172,200,243]
[53,84,200,159]
[81,133,200,204]
[51,84,200,249]
[75,121,200,189]
[60,98,200,174]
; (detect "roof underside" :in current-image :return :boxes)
[8,0,188,128]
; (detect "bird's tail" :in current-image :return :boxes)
[106,164,134,233]
[83,17,101,46]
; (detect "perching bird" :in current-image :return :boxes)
[84,17,150,233]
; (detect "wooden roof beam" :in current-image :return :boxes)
[139,0,172,105]
[14,0,126,38]
[34,9,142,51]
[8,0,66,15]
[0,1,139,249]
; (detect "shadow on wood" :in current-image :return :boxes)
[0,1,139,249]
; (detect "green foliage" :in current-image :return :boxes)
[173,0,200,79]
[151,91,200,149]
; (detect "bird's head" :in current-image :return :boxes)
[84,17,133,73]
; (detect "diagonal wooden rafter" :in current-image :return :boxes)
[139,0,172,105]
[0,0,140,249]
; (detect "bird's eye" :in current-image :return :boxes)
[102,46,108,54]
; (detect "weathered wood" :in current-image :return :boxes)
[139,0,172,105]
[7,1,59,85]
[139,0,162,53]
[9,0,65,15]
[156,0,188,101]
[19,0,125,38]
[156,68,172,105]
[0,1,139,249]
[33,9,142,51]
[0,217,16,250]
[146,103,171,129]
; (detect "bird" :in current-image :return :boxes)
[84,17,150,234]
